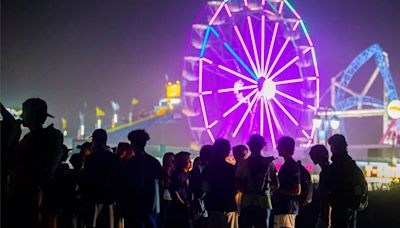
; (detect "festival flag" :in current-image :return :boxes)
[131,98,139,106]
[111,101,120,112]
[61,117,67,129]
[95,107,105,117]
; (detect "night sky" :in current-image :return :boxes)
[2,0,400,146]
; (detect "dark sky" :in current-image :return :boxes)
[2,0,400,146]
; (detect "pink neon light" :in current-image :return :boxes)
[243,0,248,7]
[223,89,258,117]
[284,1,301,19]
[307,105,317,111]
[269,56,299,80]
[217,85,257,93]
[234,25,259,76]
[233,92,259,137]
[218,64,258,84]
[275,78,303,85]
[202,57,213,64]
[199,95,209,128]
[272,97,299,126]
[275,90,303,104]
[293,20,300,31]
[311,48,320,77]
[247,16,261,74]
[265,99,277,148]
[305,34,313,47]
[224,4,232,17]
[209,1,226,25]
[202,91,213,95]
[303,46,312,54]
[260,97,264,136]
[198,59,203,93]
[268,102,283,135]
[262,0,265,6]
[261,15,265,74]
[302,129,310,139]
[278,1,284,14]
[266,38,290,78]
[207,129,215,142]
[209,120,218,129]
[264,23,278,76]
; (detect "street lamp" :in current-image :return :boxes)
[312,106,340,144]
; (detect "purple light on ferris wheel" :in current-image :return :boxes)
[183,0,320,145]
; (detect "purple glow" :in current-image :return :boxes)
[233,92,259,137]
[284,0,301,19]
[272,97,299,126]
[262,0,265,6]
[293,20,300,30]
[278,1,284,14]
[264,99,277,148]
[209,1,226,25]
[217,85,258,93]
[264,23,278,76]
[260,97,264,136]
[218,64,258,84]
[223,89,258,117]
[302,129,311,139]
[261,15,265,74]
[234,25,258,76]
[307,105,317,111]
[224,4,232,18]
[268,101,283,135]
[247,16,261,74]
[275,77,317,85]
[275,90,303,104]
[243,0,248,7]
[198,59,204,93]
[266,38,290,77]
[269,56,299,80]
[199,95,210,127]
[207,129,215,142]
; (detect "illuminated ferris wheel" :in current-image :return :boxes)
[182,0,320,147]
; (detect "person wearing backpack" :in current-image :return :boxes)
[273,136,301,228]
[235,134,278,228]
[327,134,368,228]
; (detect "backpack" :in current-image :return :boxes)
[349,161,368,211]
[297,161,313,206]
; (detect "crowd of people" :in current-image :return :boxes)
[2,98,368,228]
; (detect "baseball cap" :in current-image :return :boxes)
[22,98,54,118]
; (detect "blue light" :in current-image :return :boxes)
[200,27,211,57]
[223,42,258,80]
[210,27,220,38]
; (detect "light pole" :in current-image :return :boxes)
[312,106,340,145]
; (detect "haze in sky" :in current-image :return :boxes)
[2,0,400,146]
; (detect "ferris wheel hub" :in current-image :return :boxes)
[258,77,276,100]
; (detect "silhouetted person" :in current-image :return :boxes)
[327,134,367,228]
[189,145,213,228]
[7,98,63,228]
[232,144,248,167]
[121,129,163,228]
[236,134,277,228]
[203,139,238,228]
[167,151,193,228]
[116,142,134,160]
[159,152,175,228]
[309,145,331,228]
[80,129,118,228]
[273,136,301,228]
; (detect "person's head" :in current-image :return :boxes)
[192,157,201,170]
[21,98,54,130]
[175,151,192,173]
[91,129,107,151]
[199,144,214,165]
[213,138,231,160]
[117,142,132,159]
[77,142,92,158]
[128,129,150,153]
[232,144,249,164]
[277,136,295,158]
[69,153,83,171]
[309,144,329,165]
[328,134,348,155]
[247,134,266,155]
[163,152,175,171]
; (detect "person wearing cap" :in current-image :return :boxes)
[327,134,367,228]
[80,129,119,228]
[119,129,163,228]
[7,98,64,228]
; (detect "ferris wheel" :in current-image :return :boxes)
[182,0,320,147]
